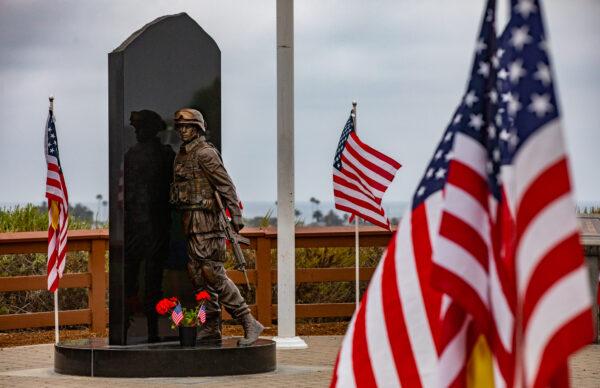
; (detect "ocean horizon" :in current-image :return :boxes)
[2,200,599,224]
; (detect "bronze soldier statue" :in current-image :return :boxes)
[170,108,264,346]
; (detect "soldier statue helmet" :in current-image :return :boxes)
[170,107,263,346]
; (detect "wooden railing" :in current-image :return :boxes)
[0,230,108,333]
[1,224,598,334]
[0,226,392,333]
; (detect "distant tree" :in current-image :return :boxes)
[312,210,323,223]
[309,197,320,206]
[71,204,94,223]
[37,202,94,224]
[323,210,343,226]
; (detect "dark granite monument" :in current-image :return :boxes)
[108,13,221,345]
[54,13,275,377]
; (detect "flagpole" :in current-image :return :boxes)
[49,95,59,345]
[351,101,360,307]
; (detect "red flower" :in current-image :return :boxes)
[195,291,210,302]
[156,297,177,315]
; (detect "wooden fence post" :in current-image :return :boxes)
[255,234,272,326]
[89,239,107,334]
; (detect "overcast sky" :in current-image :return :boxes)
[1,0,598,206]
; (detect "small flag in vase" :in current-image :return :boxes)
[198,304,206,324]
[171,303,183,326]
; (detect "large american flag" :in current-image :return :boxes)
[333,112,401,230]
[331,1,593,387]
[45,107,69,292]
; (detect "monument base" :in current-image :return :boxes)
[54,337,276,377]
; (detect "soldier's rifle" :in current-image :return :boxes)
[214,191,252,290]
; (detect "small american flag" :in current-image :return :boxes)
[332,112,401,229]
[171,303,183,326]
[198,304,206,324]
[45,105,69,292]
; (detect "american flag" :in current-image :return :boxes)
[331,1,593,387]
[433,0,594,386]
[45,106,69,293]
[172,303,184,326]
[198,304,206,324]
[333,112,401,230]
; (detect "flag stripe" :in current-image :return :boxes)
[346,137,396,183]
[349,132,402,171]
[351,290,378,387]
[365,263,402,387]
[381,237,421,388]
[523,266,592,386]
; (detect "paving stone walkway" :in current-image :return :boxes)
[0,336,598,387]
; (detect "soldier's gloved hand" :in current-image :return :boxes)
[231,215,244,233]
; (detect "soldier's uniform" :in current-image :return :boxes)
[170,108,263,345]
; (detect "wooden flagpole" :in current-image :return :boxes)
[351,101,360,308]
[49,95,59,345]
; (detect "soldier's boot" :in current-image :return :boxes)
[197,312,222,342]
[237,313,264,347]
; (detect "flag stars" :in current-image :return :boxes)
[487,125,496,138]
[510,26,533,51]
[444,151,454,162]
[529,93,554,117]
[508,60,527,84]
[534,62,552,86]
[417,186,426,197]
[453,114,462,125]
[493,148,501,161]
[469,114,484,130]
[426,167,434,178]
[498,68,509,80]
[500,129,511,142]
[476,38,487,54]
[478,61,490,78]
[502,92,522,117]
[444,131,453,142]
[435,168,447,179]
[509,132,520,148]
[495,113,503,127]
[464,90,479,107]
[488,90,498,103]
[434,149,444,160]
[515,0,537,19]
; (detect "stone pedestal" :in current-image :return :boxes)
[55,338,276,377]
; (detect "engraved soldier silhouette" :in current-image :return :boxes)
[124,110,174,342]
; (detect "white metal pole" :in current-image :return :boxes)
[54,290,59,344]
[274,0,306,349]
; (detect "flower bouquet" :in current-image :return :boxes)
[155,291,211,347]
